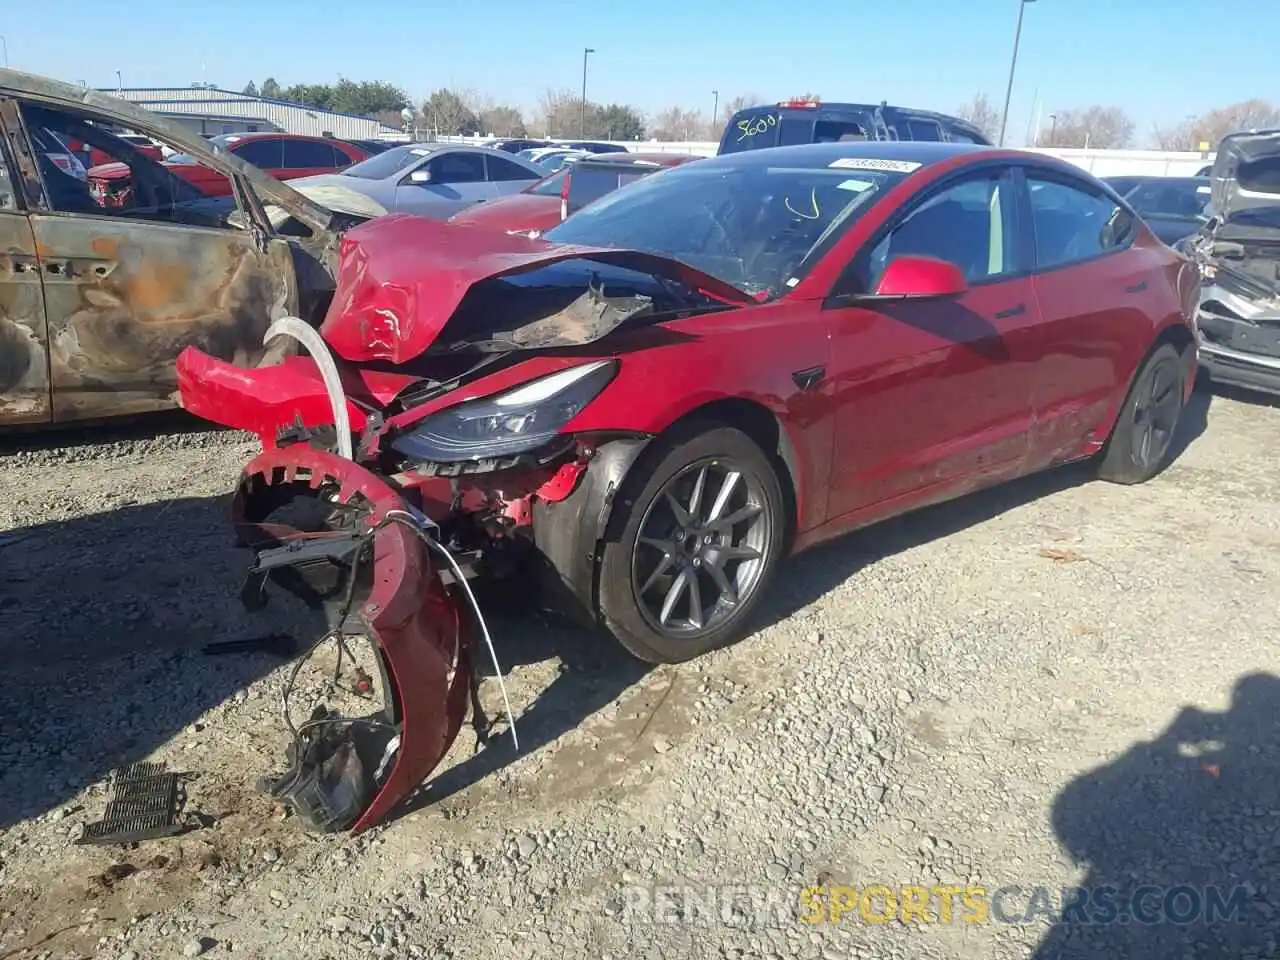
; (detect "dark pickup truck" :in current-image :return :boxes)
[718,98,990,155]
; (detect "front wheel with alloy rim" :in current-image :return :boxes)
[597,425,786,664]
[1096,342,1187,484]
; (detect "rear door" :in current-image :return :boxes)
[1020,168,1158,467]
[0,119,50,425]
[281,138,345,180]
[484,153,542,198]
[3,98,300,424]
[824,165,1040,523]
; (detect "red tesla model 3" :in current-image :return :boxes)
[177,140,1199,832]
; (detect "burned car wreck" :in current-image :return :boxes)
[0,68,385,427]
[1183,130,1280,395]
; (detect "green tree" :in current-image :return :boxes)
[282,84,335,109]
[328,79,410,116]
[242,81,259,97]
[260,77,282,99]
[422,88,480,136]
[593,104,645,140]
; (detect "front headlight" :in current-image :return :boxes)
[390,359,618,463]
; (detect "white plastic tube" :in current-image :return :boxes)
[262,315,353,460]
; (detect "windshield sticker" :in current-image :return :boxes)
[410,148,431,156]
[736,113,779,142]
[828,158,922,173]
[1197,185,1211,193]
[836,178,876,193]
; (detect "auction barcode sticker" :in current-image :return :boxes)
[827,158,923,173]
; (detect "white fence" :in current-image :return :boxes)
[436,135,1214,178]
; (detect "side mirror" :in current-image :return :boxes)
[873,255,969,299]
[408,169,432,184]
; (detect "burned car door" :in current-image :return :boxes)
[0,97,298,422]
[0,132,50,425]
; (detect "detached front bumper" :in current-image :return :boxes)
[233,444,470,833]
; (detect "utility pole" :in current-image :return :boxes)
[712,89,719,129]
[998,0,1037,147]
[581,48,595,138]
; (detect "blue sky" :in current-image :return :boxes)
[8,0,1277,144]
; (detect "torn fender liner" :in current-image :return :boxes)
[233,445,470,833]
[319,213,754,365]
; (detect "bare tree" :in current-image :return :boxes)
[650,106,703,141]
[479,105,527,138]
[1039,105,1135,149]
[955,93,1000,142]
[536,88,582,138]
[1153,99,1280,152]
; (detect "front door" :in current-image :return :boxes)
[823,166,1040,526]
[4,98,299,423]
[0,133,50,425]
[396,151,494,217]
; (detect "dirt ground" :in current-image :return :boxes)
[2,383,1278,960]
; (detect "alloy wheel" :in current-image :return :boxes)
[1130,354,1182,469]
[630,458,773,638]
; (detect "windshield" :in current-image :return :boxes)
[527,168,569,197]
[1125,178,1211,221]
[544,157,907,296]
[339,144,432,180]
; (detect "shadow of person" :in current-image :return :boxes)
[1032,672,1280,958]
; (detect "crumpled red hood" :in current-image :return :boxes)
[318,214,753,365]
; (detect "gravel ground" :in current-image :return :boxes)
[2,386,1278,960]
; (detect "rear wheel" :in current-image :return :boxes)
[1096,342,1186,485]
[597,425,785,664]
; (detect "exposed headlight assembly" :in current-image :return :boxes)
[390,360,618,463]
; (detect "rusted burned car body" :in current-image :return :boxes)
[1184,130,1280,395]
[0,68,371,427]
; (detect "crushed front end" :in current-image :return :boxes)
[174,215,742,832]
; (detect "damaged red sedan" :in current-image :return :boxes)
[177,142,1199,831]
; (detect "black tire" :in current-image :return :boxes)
[1096,342,1186,485]
[597,424,786,664]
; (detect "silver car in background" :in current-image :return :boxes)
[288,142,545,218]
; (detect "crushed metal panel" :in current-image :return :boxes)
[0,212,52,425]
[29,213,297,422]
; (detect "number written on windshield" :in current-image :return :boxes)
[736,113,779,142]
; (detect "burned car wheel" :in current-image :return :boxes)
[1096,342,1186,485]
[597,425,785,664]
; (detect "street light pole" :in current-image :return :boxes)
[580,47,594,138]
[712,89,719,128]
[1048,113,1058,144]
[115,69,122,93]
[1,36,8,68]
[998,0,1037,147]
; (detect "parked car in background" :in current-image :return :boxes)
[1183,130,1280,395]
[0,68,382,427]
[448,152,700,235]
[483,137,553,154]
[176,142,1198,833]
[553,140,630,154]
[1118,176,1210,246]
[518,147,591,172]
[290,142,545,219]
[342,138,403,156]
[717,98,991,155]
[85,132,368,205]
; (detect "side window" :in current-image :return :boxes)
[947,128,984,145]
[426,152,485,184]
[1025,174,1132,270]
[853,172,1016,291]
[15,101,235,228]
[0,133,17,210]
[231,138,283,168]
[906,119,942,141]
[486,155,538,182]
[282,138,340,169]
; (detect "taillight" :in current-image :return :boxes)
[777,98,820,109]
[560,169,571,221]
